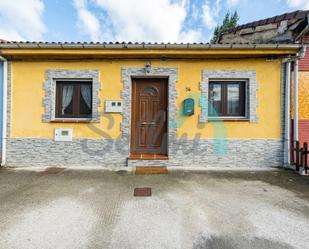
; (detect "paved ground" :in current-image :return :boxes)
[0,167,308,249]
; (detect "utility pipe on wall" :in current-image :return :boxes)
[294,60,299,142]
[0,56,7,166]
[284,61,291,166]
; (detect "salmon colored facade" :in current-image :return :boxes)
[290,34,309,146]
[298,44,309,146]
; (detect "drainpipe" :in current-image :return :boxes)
[294,60,299,142]
[0,56,7,166]
[293,46,308,144]
[283,46,306,168]
[284,61,291,166]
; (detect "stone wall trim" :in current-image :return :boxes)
[121,66,178,157]
[199,69,259,123]
[6,138,283,167]
[43,69,101,122]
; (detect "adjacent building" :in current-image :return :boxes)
[0,61,3,162]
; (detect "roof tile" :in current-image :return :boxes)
[228,10,308,33]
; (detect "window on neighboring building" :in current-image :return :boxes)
[208,80,246,117]
[55,81,92,119]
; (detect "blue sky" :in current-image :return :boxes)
[0,0,308,43]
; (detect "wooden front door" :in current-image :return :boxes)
[131,78,168,155]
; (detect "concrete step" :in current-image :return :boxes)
[127,159,170,167]
[135,166,168,175]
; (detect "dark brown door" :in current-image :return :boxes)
[131,78,168,155]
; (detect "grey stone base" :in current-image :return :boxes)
[169,138,283,168]
[6,138,128,167]
[6,138,283,168]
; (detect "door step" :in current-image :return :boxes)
[127,158,170,167]
[128,153,168,160]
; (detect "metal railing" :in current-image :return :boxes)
[291,141,308,174]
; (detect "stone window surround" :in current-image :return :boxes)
[199,69,258,123]
[43,69,100,122]
[121,66,178,156]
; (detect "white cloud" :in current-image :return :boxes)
[0,0,45,41]
[202,0,221,29]
[73,0,104,41]
[226,0,241,6]
[287,0,309,9]
[179,29,203,42]
[202,4,217,29]
[74,0,202,42]
[191,4,201,21]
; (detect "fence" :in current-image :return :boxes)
[291,141,308,174]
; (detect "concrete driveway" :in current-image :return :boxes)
[0,167,308,249]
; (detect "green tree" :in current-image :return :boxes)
[211,11,239,43]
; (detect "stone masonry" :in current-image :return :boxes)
[121,66,178,157]
[6,138,283,167]
[199,69,258,123]
[42,69,101,122]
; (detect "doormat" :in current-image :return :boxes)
[134,187,152,197]
[135,166,168,175]
[39,167,65,175]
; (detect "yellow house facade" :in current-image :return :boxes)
[0,42,300,167]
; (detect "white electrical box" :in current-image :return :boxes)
[105,100,122,113]
[54,128,73,141]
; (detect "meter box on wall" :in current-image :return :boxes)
[105,100,122,113]
[54,128,73,141]
[183,98,194,116]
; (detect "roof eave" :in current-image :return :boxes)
[0,43,302,50]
